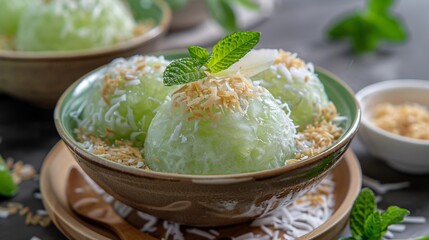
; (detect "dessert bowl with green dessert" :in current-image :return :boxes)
[0,0,170,107]
[55,32,360,226]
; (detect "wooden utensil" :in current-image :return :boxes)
[66,168,157,240]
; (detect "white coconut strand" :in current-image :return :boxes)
[388,224,406,232]
[362,175,410,194]
[137,211,158,233]
[403,216,427,224]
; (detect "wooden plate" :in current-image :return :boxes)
[40,141,362,240]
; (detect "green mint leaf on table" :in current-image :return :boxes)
[206,0,238,33]
[368,0,393,14]
[350,188,376,237]
[0,155,18,197]
[362,212,383,240]
[327,0,406,53]
[163,58,206,86]
[380,206,409,233]
[369,14,406,42]
[206,31,260,73]
[188,46,209,64]
[344,188,410,240]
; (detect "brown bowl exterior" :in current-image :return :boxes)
[0,1,171,108]
[62,131,351,227]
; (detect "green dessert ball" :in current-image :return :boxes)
[77,56,176,147]
[16,0,135,51]
[0,0,33,36]
[252,50,329,129]
[144,75,297,175]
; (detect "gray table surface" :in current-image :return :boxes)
[1,0,429,239]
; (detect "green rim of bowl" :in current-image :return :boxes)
[0,0,171,60]
[54,50,361,181]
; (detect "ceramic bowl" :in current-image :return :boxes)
[356,80,429,174]
[170,0,208,31]
[54,52,360,226]
[0,0,170,107]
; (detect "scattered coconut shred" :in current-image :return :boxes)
[82,172,336,240]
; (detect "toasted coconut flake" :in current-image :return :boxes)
[25,212,33,225]
[373,103,429,140]
[291,103,343,162]
[172,74,262,121]
[101,74,122,104]
[77,133,149,170]
[274,50,306,69]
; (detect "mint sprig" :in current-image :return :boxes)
[163,31,261,86]
[327,0,407,53]
[342,188,409,240]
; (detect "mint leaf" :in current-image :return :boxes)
[362,212,383,240]
[326,0,407,53]
[328,14,363,40]
[188,46,209,64]
[370,14,407,42]
[381,206,409,233]
[328,14,381,53]
[206,31,260,73]
[368,0,393,15]
[350,188,376,237]
[163,58,206,86]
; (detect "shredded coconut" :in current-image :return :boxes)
[171,74,262,121]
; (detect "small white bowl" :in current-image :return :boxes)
[356,80,429,174]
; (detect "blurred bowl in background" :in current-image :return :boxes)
[356,80,429,174]
[0,0,171,107]
[169,0,208,31]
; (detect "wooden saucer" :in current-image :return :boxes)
[40,141,362,240]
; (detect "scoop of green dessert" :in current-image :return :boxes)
[77,56,176,147]
[15,0,135,51]
[144,74,297,174]
[252,50,329,130]
[0,0,33,36]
